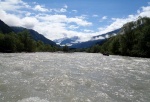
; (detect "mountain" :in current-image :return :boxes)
[0,19,14,34]
[60,36,79,45]
[70,29,121,48]
[100,17,150,58]
[0,19,56,46]
[70,39,106,48]
[92,29,121,40]
[53,29,121,48]
[11,27,56,46]
[54,36,79,46]
[54,37,68,45]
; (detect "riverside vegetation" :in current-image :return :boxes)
[87,17,150,58]
[0,17,150,58]
[0,30,61,52]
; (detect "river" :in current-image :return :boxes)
[0,52,150,102]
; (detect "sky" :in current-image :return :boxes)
[0,0,150,42]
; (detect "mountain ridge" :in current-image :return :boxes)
[0,19,56,46]
[0,19,14,34]
[54,36,79,46]
[53,29,121,48]
[11,26,56,46]
[70,29,121,48]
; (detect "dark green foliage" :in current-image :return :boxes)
[87,45,101,53]
[11,27,56,46]
[17,30,35,52]
[36,40,58,52]
[0,19,59,53]
[62,45,69,52]
[0,32,17,52]
[0,31,59,53]
[86,17,150,58]
[100,17,150,58]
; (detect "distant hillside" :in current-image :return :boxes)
[70,39,106,48]
[11,27,56,46]
[70,29,121,48]
[0,19,13,34]
[0,20,59,52]
[92,29,120,39]
[0,19,56,46]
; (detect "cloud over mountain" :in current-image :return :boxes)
[0,0,150,42]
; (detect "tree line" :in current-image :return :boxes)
[87,17,150,58]
[0,30,61,53]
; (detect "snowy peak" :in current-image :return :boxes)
[53,36,79,46]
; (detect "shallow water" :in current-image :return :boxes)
[0,52,150,102]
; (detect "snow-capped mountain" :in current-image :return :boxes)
[53,36,79,46]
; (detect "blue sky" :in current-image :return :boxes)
[0,0,150,42]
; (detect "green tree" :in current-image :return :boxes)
[18,30,36,52]
[63,45,69,52]
[1,33,16,52]
[100,17,150,58]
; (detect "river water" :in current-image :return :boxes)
[0,52,150,102]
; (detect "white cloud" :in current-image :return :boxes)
[0,0,92,41]
[99,16,107,22]
[49,5,68,13]
[0,0,150,43]
[52,8,66,13]
[68,17,92,26]
[98,17,137,34]
[34,22,67,39]
[142,6,150,11]
[68,25,79,30]
[97,5,150,35]
[22,17,39,29]
[0,9,22,26]
[92,15,98,17]
[102,16,107,20]
[77,15,88,19]
[83,29,94,33]
[0,9,38,29]
[36,14,67,22]
[36,14,92,26]
[64,4,68,9]
[34,5,49,12]
[137,10,141,14]
[139,6,150,17]
[0,0,30,11]
[25,12,31,16]
[60,8,67,12]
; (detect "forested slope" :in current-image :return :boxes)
[101,17,150,57]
